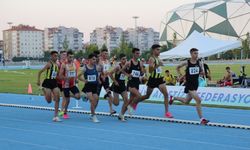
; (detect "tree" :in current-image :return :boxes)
[74,50,84,59]
[110,35,133,59]
[43,51,50,61]
[140,50,151,60]
[101,44,108,50]
[63,36,69,51]
[84,44,99,58]
[111,48,120,57]
[242,32,250,59]
[123,42,133,59]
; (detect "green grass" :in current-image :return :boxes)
[164,64,250,81]
[0,69,85,95]
[0,64,249,94]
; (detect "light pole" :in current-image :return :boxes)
[132,16,139,48]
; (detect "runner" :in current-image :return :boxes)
[121,48,145,115]
[131,44,173,118]
[78,53,100,123]
[57,50,67,117]
[37,51,61,122]
[109,53,129,121]
[99,49,116,114]
[59,51,80,119]
[169,48,209,125]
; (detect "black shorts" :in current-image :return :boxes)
[111,83,126,94]
[147,77,165,89]
[82,83,98,94]
[100,77,110,90]
[127,79,140,90]
[63,86,80,98]
[184,83,198,93]
[57,83,63,92]
[42,79,58,90]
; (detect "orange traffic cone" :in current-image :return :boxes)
[28,83,32,94]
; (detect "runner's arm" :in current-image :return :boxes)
[148,57,155,73]
[176,62,187,77]
[59,63,67,80]
[37,63,50,86]
[109,65,119,84]
[78,66,87,83]
[121,61,131,77]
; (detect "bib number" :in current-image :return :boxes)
[51,71,57,79]
[87,75,96,82]
[119,73,125,80]
[67,71,76,77]
[103,64,110,72]
[189,67,199,75]
[156,67,162,74]
[131,70,140,78]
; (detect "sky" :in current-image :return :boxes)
[0,0,199,42]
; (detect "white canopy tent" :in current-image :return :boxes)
[160,31,242,59]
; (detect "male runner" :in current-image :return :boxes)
[131,44,173,118]
[37,51,61,122]
[169,48,209,125]
[109,53,129,121]
[59,51,80,119]
[78,53,100,123]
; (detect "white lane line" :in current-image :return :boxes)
[0,138,66,150]
[0,117,250,150]
[0,126,167,150]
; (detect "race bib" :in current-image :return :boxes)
[131,70,140,78]
[103,64,110,72]
[67,71,76,77]
[87,75,96,82]
[51,71,57,79]
[119,73,125,80]
[156,67,162,74]
[189,67,199,75]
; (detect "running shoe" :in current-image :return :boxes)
[200,118,209,125]
[127,105,134,116]
[118,114,127,122]
[53,116,62,122]
[81,93,88,102]
[63,114,69,119]
[91,115,100,123]
[165,112,173,118]
[104,93,109,99]
[58,111,64,117]
[132,103,138,111]
[169,96,174,105]
[110,110,116,115]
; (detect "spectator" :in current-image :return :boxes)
[203,62,211,81]
[217,66,237,86]
[164,70,176,85]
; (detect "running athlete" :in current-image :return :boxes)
[37,51,61,122]
[57,50,67,116]
[78,53,101,123]
[131,44,173,118]
[59,51,80,119]
[122,48,145,115]
[99,49,116,114]
[169,48,209,125]
[109,53,129,121]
